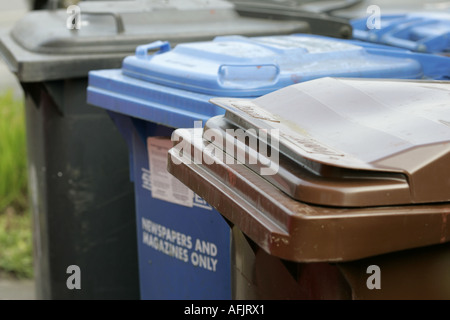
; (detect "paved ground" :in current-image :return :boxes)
[0,274,35,300]
[0,0,36,300]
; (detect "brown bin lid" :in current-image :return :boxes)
[207,77,450,207]
[167,78,450,262]
[168,126,450,262]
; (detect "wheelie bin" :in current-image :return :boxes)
[167,77,450,299]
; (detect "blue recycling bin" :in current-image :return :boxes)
[351,13,450,54]
[86,34,450,300]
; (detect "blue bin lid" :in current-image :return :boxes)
[351,13,450,54]
[121,34,450,97]
[88,34,449,129]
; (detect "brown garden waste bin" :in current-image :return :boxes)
[167,77,450,299]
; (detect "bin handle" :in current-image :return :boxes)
[380,18,440,53]
[135,41,172,59]
[82,11,126,34]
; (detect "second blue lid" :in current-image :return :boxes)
[351,13,450,54]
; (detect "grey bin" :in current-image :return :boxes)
[230,0,449,20]
[324,0,449,20]
[0,0,314,299]
[230,0,353,38]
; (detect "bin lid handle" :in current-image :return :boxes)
[135,41,172,59]
[82,11,126,34]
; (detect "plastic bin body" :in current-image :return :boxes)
[0,0,312,300]
[351,13,450,54]
[87,70,235,299]
[112,113,232,299]
[167,78,450,299]
[232,227,450,299]
[23,79,138,299]
[88,34,448,299]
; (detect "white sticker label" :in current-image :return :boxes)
[147,137,193,208]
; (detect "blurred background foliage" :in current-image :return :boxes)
[0,90,33,279]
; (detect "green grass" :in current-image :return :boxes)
[0,90,28,211]
[0,208,33,279]
[0,90,33,279]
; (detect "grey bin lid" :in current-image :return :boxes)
[228,0,353,39]
[207,77,450,207]
[0,0,309,82]
[231,0,450,20]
